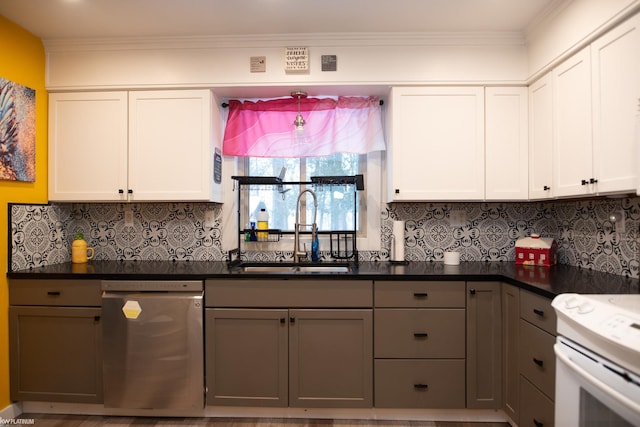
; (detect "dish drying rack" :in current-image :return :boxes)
[230,174,364,264]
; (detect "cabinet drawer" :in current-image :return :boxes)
[520,290,556,335]
[375,359,465,408]
[9,280,102,307]
[375,309,465,358]
[520,376,554,427]
[205,279,372,308]
[519,319,556,399]
[374,281,465,308]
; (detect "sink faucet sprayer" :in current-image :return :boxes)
[294,189,319,263]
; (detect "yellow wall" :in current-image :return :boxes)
[0,16,47,410]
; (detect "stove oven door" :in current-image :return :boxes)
[555,336,640,427]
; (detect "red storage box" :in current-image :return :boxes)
[515,234,557,266]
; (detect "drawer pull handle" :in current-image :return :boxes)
[413,292,428,298]
[413,332,429,338]
[413,383,429,390]
[533,419,544,427]
[47,291,61,296]
[533,358,544,367]
[533,308,545,317]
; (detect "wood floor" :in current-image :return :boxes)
[14,414,511,427]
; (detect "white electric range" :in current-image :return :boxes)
[552,293,640,427]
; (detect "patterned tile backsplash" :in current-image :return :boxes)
[10,196,640,278]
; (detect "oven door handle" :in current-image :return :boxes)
[555,343,640,417]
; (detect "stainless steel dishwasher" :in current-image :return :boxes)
[102,280,204,410]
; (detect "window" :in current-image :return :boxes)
[242,153,366,235]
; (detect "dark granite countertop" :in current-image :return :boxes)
[7,261,639,299]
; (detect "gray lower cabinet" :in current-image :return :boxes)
[206,308,288,406]
[373,281,466,408]
[8,279,103,403]
[205,279,373,408]
[518,289,557,427]
[501,283,520,422]
[466,282,502,409]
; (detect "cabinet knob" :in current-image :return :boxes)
[395,189,400,194]
[127,189,133,194]
[280,318,286,324]
[543,185,550,191]
[533,419,544,427]
[289,317,296,324]
[118,189,124,194]
[94,316,101,323]
[469,289,476,295]
[590,178,598,184]
[581,179,589,186]
[533,357,544,367]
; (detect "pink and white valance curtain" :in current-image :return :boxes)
[222,96,386,157]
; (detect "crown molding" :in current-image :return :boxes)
[43,31,526,52]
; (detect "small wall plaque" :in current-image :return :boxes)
[250,56,266,73]
[321,55,337,72]
[285,47,309,73]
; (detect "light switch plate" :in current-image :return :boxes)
[205,210,216,228]
[124,208,133,226]
[450,209,466,227]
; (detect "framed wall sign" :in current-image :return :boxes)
[284,47,309,73]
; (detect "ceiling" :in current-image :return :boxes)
[0,0,564,40]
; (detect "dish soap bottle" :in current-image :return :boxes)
[72,232,95,264]
[257,208,269,241]
[311,235,320,261]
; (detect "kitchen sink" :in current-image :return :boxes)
[238,263,352,273]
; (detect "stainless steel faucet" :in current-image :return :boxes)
[293,189,318,263]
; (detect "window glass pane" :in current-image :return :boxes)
[246,153,362,233]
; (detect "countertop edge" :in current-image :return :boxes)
[7,261,639,299]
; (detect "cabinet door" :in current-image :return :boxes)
[553,46,593,197]
[501,284,520,423]
[466,282,502,409]
[48,92,128,201]
[388,87,485,201]
[591,13,640,194]
[289,309,373,408]
[128,90,214,201]
[206,308,288,406]
[485,87,528,200]
[9,306,103,403]
[529,73,554,199]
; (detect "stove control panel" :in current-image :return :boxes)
[553,293,640,354]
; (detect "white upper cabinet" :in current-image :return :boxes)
[485,87,529,200]
[552,13,639,198]
[128,90,221,202]
[553,46,593,198]
[591,13,640,195]
[49,92,129,202]
[49,89,222,202]
[528,73,554,200]
[388,86,485,202]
